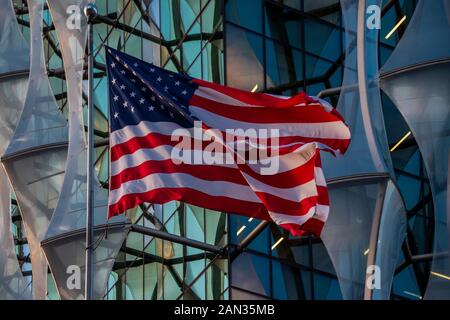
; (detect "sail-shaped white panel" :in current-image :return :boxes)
[320,0,406,300]
[321,0,392,177]
[42,0,129,300]
[373,180,406,300]
[380,1,450,298]
[2,0,69,300]
[0,0,31,300]
[0,0,29,74]
[381,0,450,74]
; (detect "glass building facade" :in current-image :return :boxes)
[0,0,447,300]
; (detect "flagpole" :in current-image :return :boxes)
[84,3,98,301]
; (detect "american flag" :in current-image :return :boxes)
[106,47,350,237]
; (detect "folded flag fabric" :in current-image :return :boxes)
[106,46,351,237]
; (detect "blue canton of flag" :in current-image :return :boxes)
[106,46,196,133]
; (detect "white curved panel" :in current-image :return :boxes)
[43,224,129,300]
[321,0,392,177]
[2,0,69,299]
[322,179,387,299]
[0,0,31,300]
[43,0,129,299]
[380,0,450,299]
[372,180,407,300]
[0,0,29,73]
[320,0,405,300]
[0,169,31,299]
[381,63,450,299]
[381,0,450,74]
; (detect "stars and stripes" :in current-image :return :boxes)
[106,46,351,237]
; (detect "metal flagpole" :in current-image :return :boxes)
[84,3,98,301]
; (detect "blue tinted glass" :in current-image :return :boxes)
[264,3,302,49]
[231,253,270,296]
[226,0,263,33]
[305,52,334,76]
[272,261,308,299]
[266,39,303,90]
[304,17,341,61]
[314,274,343,300]
[225,23,264,90]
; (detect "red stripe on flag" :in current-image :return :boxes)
[193,79,317,108]
[255,192,319,216]
[108,187,271,221]
[279,217,325,238]
[110,159,247,190]
[189,94,342,124]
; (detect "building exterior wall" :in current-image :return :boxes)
[1,0,441,301]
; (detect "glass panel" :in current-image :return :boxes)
[206,259,228,300]
[305,54,332,79]
[264,2,302,50]
[304,16,341,61]
[304,1,341,24]
[226,0,263,33]
[272,260,306,299]
[392,263,422,300]
[225,24,264,90]
[125,265,144,300]
[266,39,303,91]
[314,274,342,300]
[275,0,301,11]
[205,209,227,246]
[231,288,269,300]
[231,252,270,296]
